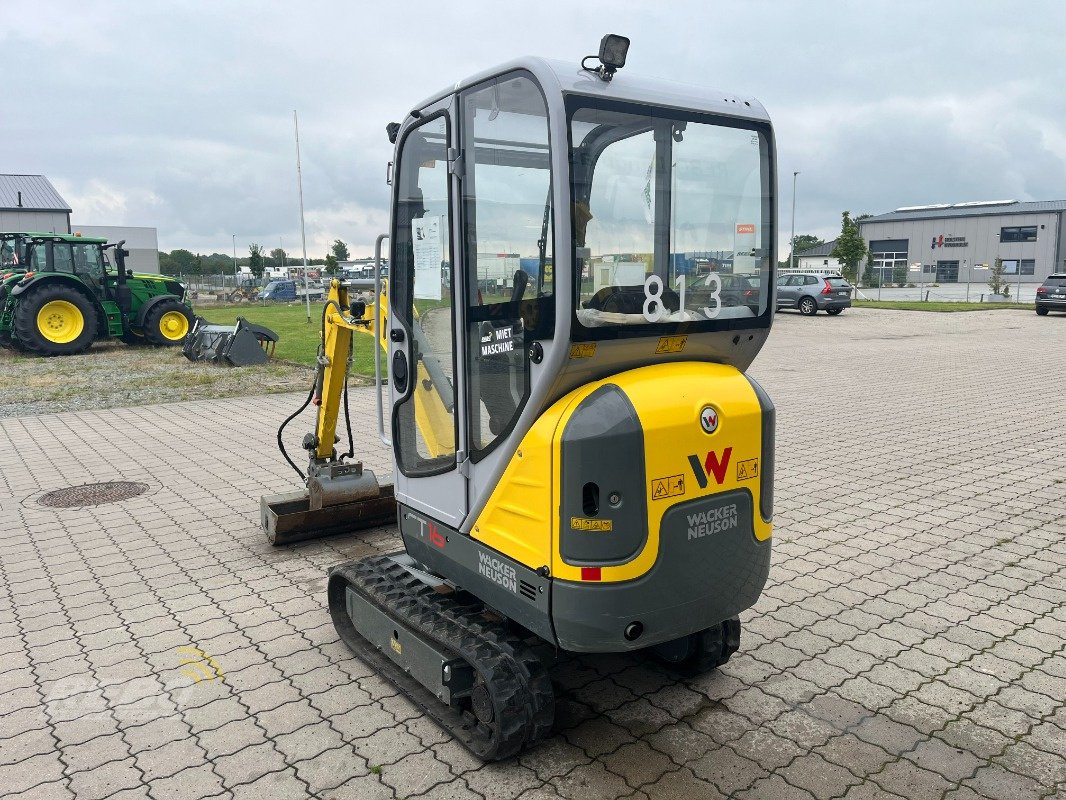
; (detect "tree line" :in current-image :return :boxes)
[160,239,353,279]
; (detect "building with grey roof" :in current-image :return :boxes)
[859,200,1066,286]
[0,174,72,234]
[792,239,842,273]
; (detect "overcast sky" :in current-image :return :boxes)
[5,1,1066,258]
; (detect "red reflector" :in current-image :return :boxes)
[580,567,602,581]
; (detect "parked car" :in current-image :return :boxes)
[259,279,324,302]
[685,272,761,316]
[1035,273,1066,315]
[776,273,852,315]
[260,279,297,301]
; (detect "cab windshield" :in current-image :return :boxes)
[569,98,773,337]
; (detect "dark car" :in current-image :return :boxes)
[683,272,761,316]
[719,273,760,313]
[776,272,852,315]
[260,279,297,301]
[1035,273,1066,315]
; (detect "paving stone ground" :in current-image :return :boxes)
[1,307,1063,800]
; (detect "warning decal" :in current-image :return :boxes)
[736,458,759,481]
[651,474,685,500]
[570,517,613,532]
[655,335,688,354]
[569,343,597,359]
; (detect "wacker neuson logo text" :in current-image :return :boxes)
[687,503,738,540]
[478,550,517,593]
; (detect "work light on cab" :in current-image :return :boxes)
[583,33,630,81]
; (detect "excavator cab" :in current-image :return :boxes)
[268,38,776,760]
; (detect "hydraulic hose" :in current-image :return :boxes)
[276,295,357,477]
[277,382,315,481]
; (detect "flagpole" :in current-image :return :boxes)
[294,110,311,324]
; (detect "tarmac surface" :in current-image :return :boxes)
[1,307,1064,799]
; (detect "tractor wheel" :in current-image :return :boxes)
[12,283,99,356]
[143,300,194,346]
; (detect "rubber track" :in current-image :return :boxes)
[327,554,554,761]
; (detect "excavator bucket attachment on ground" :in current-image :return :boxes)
[261,481,396,545]
[182,316,278,366]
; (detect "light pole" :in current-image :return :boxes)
[789,171,800,270]
[231,234,237,288]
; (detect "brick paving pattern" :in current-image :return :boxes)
[1,308,1063,799]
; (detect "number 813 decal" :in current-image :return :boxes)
[642,273,722,322]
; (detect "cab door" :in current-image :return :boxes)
[388,98,468,528]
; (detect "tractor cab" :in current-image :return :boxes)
[1,233,30,271]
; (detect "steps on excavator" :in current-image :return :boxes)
[327,553,554,760]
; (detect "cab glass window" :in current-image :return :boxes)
[391,114,457,477]
[73,243,106,281]
[569,99,773,339]
[460,72,552,460]
[52,243,75,273]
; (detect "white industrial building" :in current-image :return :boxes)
[73,225,160,273]
[1,174,160,273]
[859,200,1066,285]
[792,239,843,273]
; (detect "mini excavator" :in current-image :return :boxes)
[261,36,777,760]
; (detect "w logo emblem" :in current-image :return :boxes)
[688,447,732,489]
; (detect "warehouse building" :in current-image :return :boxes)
[0,174,71,233]
[858,200,1066,285]
[73,224,160,273]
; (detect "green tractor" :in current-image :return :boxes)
[0,232,194,356]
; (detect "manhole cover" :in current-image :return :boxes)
[38,481,149,508]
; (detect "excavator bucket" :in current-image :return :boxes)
[261,479,396,546]
[182,316,279,366]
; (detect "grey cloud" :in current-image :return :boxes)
[5,0,1066,256]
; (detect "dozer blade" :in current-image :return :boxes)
[261,483,396,545]
[183,316,279,366]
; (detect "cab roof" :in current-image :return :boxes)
[0,231,108,244]
[411,56,770,125]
